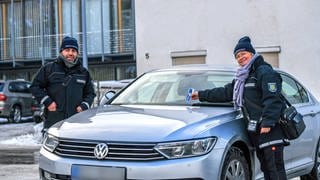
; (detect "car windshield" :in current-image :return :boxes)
[111,70,234,105]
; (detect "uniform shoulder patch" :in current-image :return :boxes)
[268,83,277,92]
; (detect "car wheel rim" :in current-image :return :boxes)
[225,159,245,180]
[13,107,21,123]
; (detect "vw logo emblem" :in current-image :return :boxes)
[94,143,108,159]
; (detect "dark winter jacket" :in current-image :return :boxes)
[198,55,287,148]
[30,57,96,128]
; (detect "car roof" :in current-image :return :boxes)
[96,80,128,88]
[149,64,238,73]
[148,64,288,75]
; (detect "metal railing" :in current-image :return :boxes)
[0,29,134,61]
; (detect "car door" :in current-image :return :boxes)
[280,73,320,170]
[10,81,33,116]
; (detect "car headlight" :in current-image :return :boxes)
[43,134,59,152]
[155,137,216,159]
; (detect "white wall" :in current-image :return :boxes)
[135,0,320,99]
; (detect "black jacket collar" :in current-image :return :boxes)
[250,54,271,73]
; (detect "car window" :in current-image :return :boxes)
[8,81,31,93]
[112,70,234,105]
[280,74,309,104]
[0,83,4,91]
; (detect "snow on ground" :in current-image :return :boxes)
[0,134,40,146]
[0,118,8,123]
[0,121,43,146]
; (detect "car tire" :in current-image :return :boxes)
[300,139,320,180]
[8,106,22,123]
[220,146,250,180]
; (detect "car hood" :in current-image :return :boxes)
[50,105,238,142]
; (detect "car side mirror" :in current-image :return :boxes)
[105,91,116,100]
[99,90,116,105]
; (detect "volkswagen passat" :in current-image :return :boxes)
[39,65,320,180]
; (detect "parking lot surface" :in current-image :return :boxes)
[0,164,39,180]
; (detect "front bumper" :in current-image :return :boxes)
[39,146,225,180]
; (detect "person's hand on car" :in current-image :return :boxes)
[191,91,199,100]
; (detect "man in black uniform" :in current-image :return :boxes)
[191,36,288,180]
[30,36,96,130]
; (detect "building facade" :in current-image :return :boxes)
[0,0,136,81]
[1,0,320,99]
[134,0,320,99]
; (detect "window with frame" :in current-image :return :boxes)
[280,74,309,104]
[9,81,30,93]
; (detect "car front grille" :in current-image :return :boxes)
[53,138,165,161]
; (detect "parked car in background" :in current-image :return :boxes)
[0,79,35,123]
[39,65,320,180]
[95,79,134,106]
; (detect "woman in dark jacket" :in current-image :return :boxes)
[192,36,288,180]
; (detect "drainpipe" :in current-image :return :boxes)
[100,0,104,62]
[70,0,73,36]
[40,0,45,65]
[10,0,15,67]
[81,0,88,69]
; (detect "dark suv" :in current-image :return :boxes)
[0,79,36,123]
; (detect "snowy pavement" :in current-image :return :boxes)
[0,121,42,164]
[0,164,39,180]
[0,121,42,179]
[0,121,42,146]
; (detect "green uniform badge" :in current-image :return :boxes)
[268,83,277,92]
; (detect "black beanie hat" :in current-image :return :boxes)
[60,36,79,52]
[233,36,256,56]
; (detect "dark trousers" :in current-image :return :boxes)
[256,145,287,180]
[44,111,65,129]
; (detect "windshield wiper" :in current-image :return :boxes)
[191,102,233,107]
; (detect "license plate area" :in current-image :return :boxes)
[71,164,126,180]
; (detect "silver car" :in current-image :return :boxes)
[0,79,34,123]
[39,65,320,180]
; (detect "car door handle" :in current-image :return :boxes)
[304,110,320,117]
